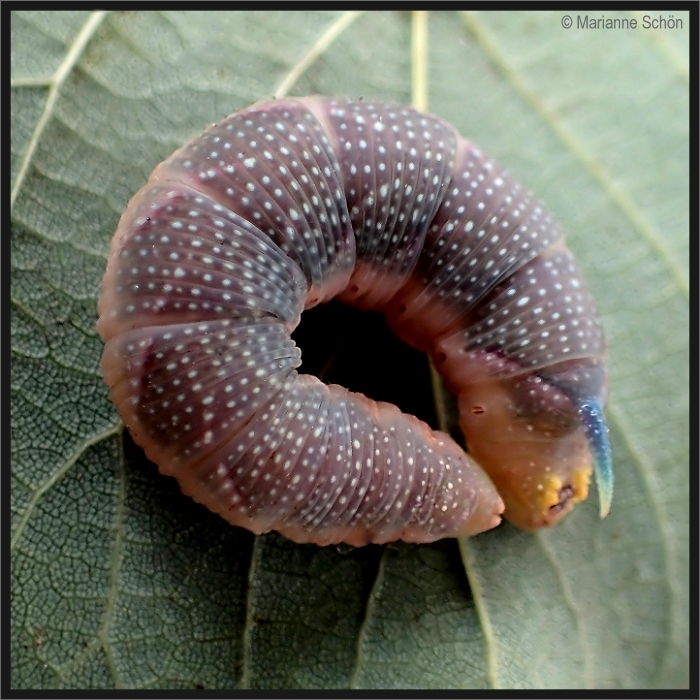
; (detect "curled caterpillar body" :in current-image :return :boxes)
[97,96,612,545]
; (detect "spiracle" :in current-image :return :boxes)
[97,96,613,546]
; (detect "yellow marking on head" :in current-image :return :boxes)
[540,475,563,511]
[572,466,591,503]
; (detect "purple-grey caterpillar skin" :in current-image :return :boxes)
[97,96,612,546]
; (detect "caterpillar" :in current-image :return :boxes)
[97,96,612,547]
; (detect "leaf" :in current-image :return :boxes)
[10,9,689,690]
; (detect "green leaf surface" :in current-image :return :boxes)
[10,9,689,690]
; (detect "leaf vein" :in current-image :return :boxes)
[274,11,362,99]
[10,422,122,552]
[239,534,261,689]
[458,538,500,689]
[98,429,128,688]
[348,544,386,689]
[11,10,109,212]
[535,532,592,687]
[606,398,679,686]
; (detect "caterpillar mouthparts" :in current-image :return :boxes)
[97,96,612,546]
